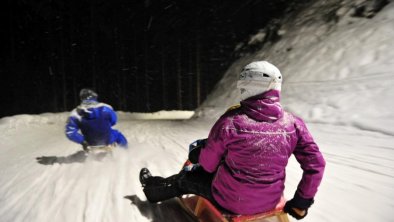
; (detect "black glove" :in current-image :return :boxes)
[284,192,314,220]
[188,138,207,164]
[82,141,89,152]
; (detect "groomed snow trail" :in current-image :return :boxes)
[1,3,394,221]
[0,115,393,222]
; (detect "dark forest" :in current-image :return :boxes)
[1,0,305,117]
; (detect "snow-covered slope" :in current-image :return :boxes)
[0,113,207,222]
[1,1,394,222]
[198,0,394,135]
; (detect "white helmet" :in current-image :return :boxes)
[237,61,282,100]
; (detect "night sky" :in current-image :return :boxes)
[1,0,303,117]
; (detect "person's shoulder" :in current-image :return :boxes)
[99,103,113,108]
[214,104,243,127]
[93,103,113,111]
[283,111,307,128]
[226,104,241,112]
[70,108,78,115]
[282,111,297,120]
[69,108,81,120]
[222,104,242,117]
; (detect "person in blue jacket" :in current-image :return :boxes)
[65,88,128,150]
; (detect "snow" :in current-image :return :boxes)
[117,111,195,120]
[1,1,394,222]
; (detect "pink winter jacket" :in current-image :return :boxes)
[199,90,325,215]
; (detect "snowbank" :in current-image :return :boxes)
[118,110,195,120]
[198,0,394,135]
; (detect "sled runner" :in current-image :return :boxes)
[83,144,115,161]
[85,144,115,153]
[178,195,289,222]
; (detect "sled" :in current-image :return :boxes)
[86,144,115,154]
[178,194,289,222]
[178,159,289,222]
[84,144,115,161]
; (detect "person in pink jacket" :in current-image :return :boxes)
[139,61,326,220]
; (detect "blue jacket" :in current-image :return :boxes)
[65,99,128,147]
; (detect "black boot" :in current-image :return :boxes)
[139,168,152,187]
[142,173,184,203]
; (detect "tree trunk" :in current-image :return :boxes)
[113,27,122,109]
[68,5,78,106]
[188,42,194,109]
[195,30,201,107]
[47,18,58,112]
[161,47,168,109]
[177,40,183,110]
[144,31,150,111]
[59,24,67,111]
[7,0,17,113]
[90,0,97,89]
[49,66,58,112]
[131,25,140,111]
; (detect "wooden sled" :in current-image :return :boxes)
[85,145,115,161]
[87,144,115,153]
[178,195,289,222]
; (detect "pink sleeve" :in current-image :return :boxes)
[293,116,326,199]
[199,117,228,173]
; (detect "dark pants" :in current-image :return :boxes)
[143,167,217,206]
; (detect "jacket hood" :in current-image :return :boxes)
[77,100,100,119]
[240,90,283,122]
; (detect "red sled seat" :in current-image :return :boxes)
[178,195,289,222]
